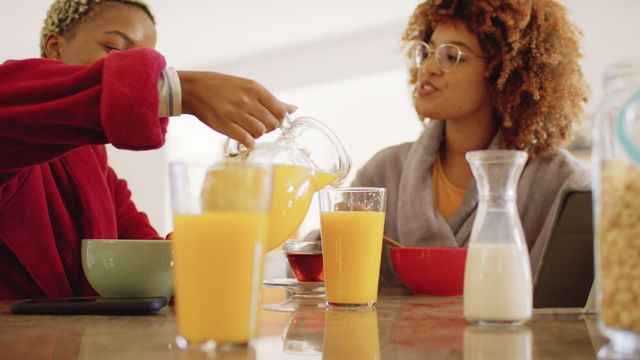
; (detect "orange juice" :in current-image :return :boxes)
[320,211,385,305]
[265,165,337,251]
[323,309,380,359]
[311,169,338,190]
[172,212,268,344]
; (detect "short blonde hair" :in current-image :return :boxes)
[40,0,155,57]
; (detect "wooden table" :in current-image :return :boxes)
[0,288,607,359]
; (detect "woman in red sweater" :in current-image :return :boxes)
[0,0,295,299]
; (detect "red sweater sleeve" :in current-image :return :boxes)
[0,48,168,173]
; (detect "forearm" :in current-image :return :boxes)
[0,48,168,172]
[0,58,107,171]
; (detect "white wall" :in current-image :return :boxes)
[562,0,640,114]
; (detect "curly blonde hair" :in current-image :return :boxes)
[403,0,589,157]
[40,0,155,58]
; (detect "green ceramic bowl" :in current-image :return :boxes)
[81,239,173,299]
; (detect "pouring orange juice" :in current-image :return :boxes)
[226,115,351,251]
[267,164,337,250]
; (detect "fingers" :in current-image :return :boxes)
[257,87,295,124]
[284,102,298,114]
[236,112,268,138]
[247,103,281,132]
[220,121,256,148]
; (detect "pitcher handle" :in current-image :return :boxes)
[224,113,294,158]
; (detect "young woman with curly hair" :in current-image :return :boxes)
[350,0,591,286]
[0,0,295,299]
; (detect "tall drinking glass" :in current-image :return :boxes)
[319,187,387,308]
[169,159,273,351]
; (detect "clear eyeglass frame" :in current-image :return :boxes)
[410,41,484,73]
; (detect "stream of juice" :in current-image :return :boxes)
[265,164,337,251]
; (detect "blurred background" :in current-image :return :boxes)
[2,0,639,248]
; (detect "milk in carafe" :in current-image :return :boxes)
[464,243,532,321]
[463,150,532,325]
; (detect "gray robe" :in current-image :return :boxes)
[309,120,591,287]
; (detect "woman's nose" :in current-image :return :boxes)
[420,52,442,77]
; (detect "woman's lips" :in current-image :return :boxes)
[417,82,438,96]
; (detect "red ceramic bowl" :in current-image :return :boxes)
[390,246,468,296]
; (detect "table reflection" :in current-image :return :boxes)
[0,294,608,360]
[390,301,467,349]
[0,311,174,360]
[531,314,600,359]
[78,313,174,360]
[1,314,86,360]
[177,346,256,360]
[323,308,380,360]
[282,305,325,355]
[464,326,532,360]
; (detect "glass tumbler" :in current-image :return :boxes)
[319,187,387,308]
[169,159,273,351]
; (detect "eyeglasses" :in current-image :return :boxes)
[410,41,484,73]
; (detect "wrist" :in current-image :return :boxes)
[158,68,182,117]
[177,70,197,115]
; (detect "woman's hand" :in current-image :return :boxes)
[178,71,296,148]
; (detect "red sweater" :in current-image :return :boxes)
[0,48,168,299]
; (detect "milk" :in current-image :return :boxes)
[463,243,532,323]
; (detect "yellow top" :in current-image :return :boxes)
[432,155,467,220]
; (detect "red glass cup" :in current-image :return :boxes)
[284,240,324,282]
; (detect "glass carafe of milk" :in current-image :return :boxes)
[463,149,532,326]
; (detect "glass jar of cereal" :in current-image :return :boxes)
[593,58,640,358]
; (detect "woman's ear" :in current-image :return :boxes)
[43,33,63,59]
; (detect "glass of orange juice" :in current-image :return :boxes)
[169,159,273,351]
[319,187,387,308]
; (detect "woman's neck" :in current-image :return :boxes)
[439,114,498,189]
[442,119,497,157]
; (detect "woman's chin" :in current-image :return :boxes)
[414,107,444,121]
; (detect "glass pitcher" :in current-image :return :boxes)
[224,115,352,252]
[463,150,532,326]
[592,59,640,358]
